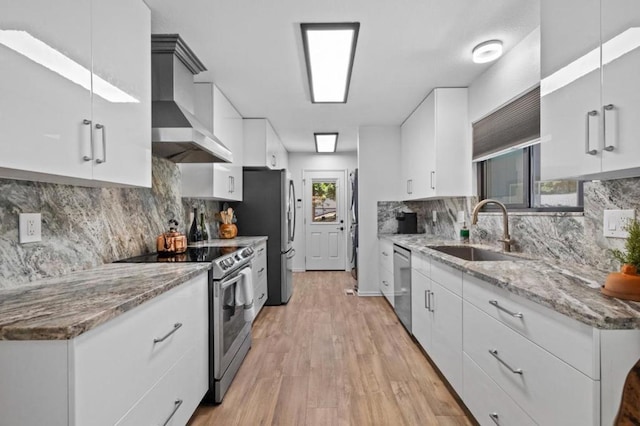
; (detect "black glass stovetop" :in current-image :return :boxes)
[116,246,242,263]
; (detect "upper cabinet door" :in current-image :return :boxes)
[90,0,151,187]
[600,0,640,173]
[540,0,602,180]
[0,0,93,181]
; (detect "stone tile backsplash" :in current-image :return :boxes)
[0,157,220,288]
[378,178,639,272]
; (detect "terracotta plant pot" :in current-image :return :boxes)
[601,264,640,301]
[218,223,238,239]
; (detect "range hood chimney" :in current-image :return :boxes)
[151,34,232,163]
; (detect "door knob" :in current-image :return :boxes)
[337,227,344,231]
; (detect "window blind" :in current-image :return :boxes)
[472,86,540,161]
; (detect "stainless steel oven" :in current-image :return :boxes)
[115,243,255,404]
[211,266,252,403]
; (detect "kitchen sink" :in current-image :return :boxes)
[428,245,530,261]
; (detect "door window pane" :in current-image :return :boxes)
[312,181,337,222]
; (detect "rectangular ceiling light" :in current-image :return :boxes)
[315,133,338,153]
[301,23,360,103]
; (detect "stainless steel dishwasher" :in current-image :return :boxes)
[393,244,411,333]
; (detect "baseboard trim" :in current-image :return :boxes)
[356,290,383,297]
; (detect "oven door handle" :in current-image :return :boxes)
[221,274,244,290]
[220,266,251,290]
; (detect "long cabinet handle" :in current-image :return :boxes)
[95,123,106,164]
[425,290,429,310]
[153,322,182,343]
[489,349,523,375]
[82,119,93,161]
[430,171,435,189]
[585,110,598,155]
[428,291,434,312]
[161,399,183,426]
[489,413,500,425]
[489,300,523,318]
[603,104,615,152]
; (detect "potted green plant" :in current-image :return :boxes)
[602,218,640,301]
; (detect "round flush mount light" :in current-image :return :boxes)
[472,40,503,63]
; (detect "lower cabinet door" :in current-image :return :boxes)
[254,278,268,317]
[380,267,394,307]
[463,354,536,426]
[430,280,462,394]
[116,345,208,426]
[410,268,431,351]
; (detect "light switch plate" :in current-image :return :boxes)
[19,213,42,243]
[603,209,635,238]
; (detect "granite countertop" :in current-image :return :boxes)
[189,236,268,248]
[380,233,640,330]
[0,263,211,341]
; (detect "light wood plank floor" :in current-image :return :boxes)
[188,271,473,426]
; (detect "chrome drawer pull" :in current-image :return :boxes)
[603,104,615,152]
[382,251,389,256]
[382,280,389,287]
[161,399,183,426]
[489,300,523,318]
[585,110,598,155]
[489,412,500,425]
[82,119,93,161]
[95,123,106,164]
[259,292,266,300]
[489,349,523,375]
[258,267,265,274]
[153,322,182,343]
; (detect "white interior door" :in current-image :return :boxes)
[304,170,346,271]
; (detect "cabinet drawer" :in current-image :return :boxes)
[71,274,208,426]
[380,267,394,307]
[431,260,462,296]
[463,301,599,425]
[463,353,536,426]
[379,239,394,272]
[463,273,597,378]
[254,277,268,316]
[116,344,208,426]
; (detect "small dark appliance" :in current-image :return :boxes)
[396,212,417,234]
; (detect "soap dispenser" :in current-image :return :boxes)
[459,222,470,242]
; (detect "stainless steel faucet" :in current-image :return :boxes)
[471,199,514,252]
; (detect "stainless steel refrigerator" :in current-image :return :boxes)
[234,168,296,305]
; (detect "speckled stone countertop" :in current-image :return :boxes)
[380,234,640,330]
[189,236,268,248]
[0,263,211,341]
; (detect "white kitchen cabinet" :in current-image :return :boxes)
[410,252,463,394]
[400,88,471,200]
[252,240,268,317]
[0,0,151,187]
[0,273,208,426]
[378,238,394,306]
[243,118,288,170]
[180,83,244,201]
[464,300,599,425]
[540,0,640,180]
[463,353,537,426]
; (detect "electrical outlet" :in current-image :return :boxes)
[19,213,41,243]
[603,209,635,238]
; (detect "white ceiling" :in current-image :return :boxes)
[145,0,540,153]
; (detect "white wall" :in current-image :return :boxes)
[468,27,541,123]
[357,126,401,296]
[288,152,358,272]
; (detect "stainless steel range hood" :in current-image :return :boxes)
[151,34,232,163]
